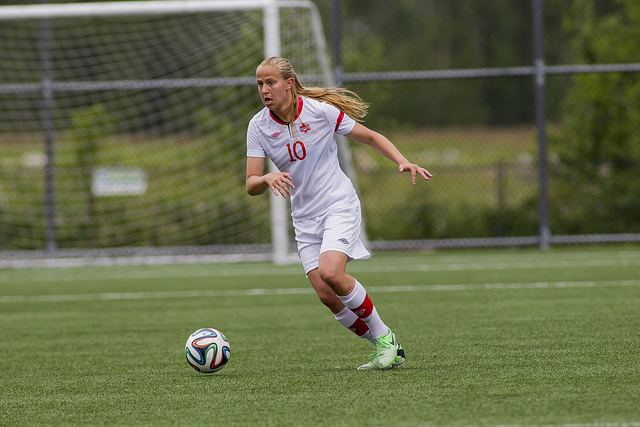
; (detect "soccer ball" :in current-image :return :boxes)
[185,328,231,373]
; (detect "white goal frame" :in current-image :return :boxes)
[0,0,361,266]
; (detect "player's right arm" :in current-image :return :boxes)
[246,156,294,197]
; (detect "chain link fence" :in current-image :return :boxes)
[1,0,639,265]
[319,0,640,249]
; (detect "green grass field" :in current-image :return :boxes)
[1,246,639,426]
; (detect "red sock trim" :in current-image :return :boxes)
[348,318,370,337]
[351,293,374,319]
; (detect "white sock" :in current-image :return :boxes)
[334,307,375,344]
[338,280,389,339]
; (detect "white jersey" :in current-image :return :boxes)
[246,96,358,220]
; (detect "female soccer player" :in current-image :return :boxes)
[246,57,432,370]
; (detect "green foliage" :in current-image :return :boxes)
[550,0,640,234]
[337,0,574,126]
[353,126,539,240]
[67,104,115,246]
[0,132,270,250]
[70,104,115,148]
[1,125,538,250]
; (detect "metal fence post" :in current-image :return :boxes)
[496,161,507,236]
[331,0,342,84]
[41,16,58,252]
[532,0,550,250]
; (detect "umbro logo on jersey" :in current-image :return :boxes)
[338,238,349,244]
[299,122,311,134]
[270,131,282,138]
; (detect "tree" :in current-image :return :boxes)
[550,0,640,233]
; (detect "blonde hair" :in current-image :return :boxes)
[259,56,368,122]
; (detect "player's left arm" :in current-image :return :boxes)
[346,122,432,184]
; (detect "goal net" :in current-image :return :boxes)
[0,0,342,265]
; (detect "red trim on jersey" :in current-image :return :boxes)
[335,111,345,132]
[348,318,370,337]
[351,294,374,319]
[269,97,304,124]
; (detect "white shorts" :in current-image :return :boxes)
[293,200,371,274]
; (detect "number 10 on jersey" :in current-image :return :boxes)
[286,141,307,161]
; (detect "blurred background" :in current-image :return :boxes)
[0,0,639,262]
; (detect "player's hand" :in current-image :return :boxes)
[265,172,295,197]
[398,162,432,185]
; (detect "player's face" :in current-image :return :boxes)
[256,65,293,113]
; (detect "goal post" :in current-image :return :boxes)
[0,1,317,19]
[0,0,362,266]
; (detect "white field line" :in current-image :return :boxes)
[0,279,638,304]
[0,256,639,284]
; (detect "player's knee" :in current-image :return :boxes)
[318,265,342,288]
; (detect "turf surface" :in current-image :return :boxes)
[1,246,639,425]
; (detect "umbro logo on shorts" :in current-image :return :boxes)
[338,238,349,244]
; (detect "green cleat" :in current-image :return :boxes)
[357,329,399,370]
[391,344,406,368]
